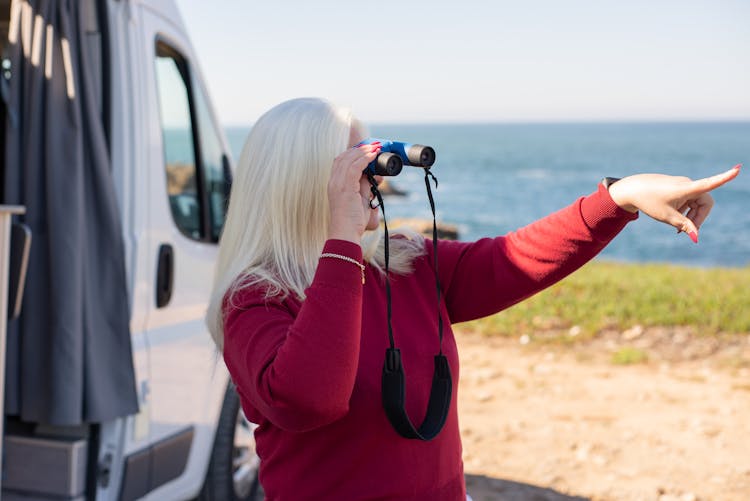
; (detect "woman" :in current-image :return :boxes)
[206,97,739,500]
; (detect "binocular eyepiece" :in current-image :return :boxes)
[358,138,436,176]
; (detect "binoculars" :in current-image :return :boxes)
[358,138,436,176]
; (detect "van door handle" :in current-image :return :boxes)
[156,244,174,308]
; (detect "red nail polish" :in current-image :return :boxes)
[732,164,742,171]
[688,230,698,244]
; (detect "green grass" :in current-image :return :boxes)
[464,261,750,340]
[611,347,649,365]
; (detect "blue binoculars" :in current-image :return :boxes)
[358,138,436,176]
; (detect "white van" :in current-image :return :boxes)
[0,1,259,499]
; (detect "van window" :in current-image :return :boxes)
[155,47,202,239]
[154,41,229,242]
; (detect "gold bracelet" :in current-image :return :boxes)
[320,253,365,284]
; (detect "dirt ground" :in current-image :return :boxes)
[455,328,750,501]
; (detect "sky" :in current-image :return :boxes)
[174,0,750,125]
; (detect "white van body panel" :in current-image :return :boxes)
[97,1,231,499]
[139,3,229,498]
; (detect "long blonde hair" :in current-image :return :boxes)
[206,98,424,349]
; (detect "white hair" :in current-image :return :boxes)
[206,98,424,349]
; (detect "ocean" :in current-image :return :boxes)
[225,122,750,268]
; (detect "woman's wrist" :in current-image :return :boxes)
[605,177,639,213]
[327,226,361,244]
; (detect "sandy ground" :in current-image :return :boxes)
[456,328,750,501]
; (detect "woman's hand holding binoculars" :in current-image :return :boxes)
[327,143,382,244]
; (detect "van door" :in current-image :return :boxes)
[127,5,231,499]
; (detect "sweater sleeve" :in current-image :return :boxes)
[222,239,363,432]
[436,183,639,323]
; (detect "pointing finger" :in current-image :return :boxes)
[685,164,741,196]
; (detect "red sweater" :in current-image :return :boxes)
[222,184,637,500]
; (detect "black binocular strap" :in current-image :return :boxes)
[368,172,452,441]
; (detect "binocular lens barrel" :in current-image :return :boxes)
[360,138,435,176]
[406,145,436,168]
[374,152,403,176]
